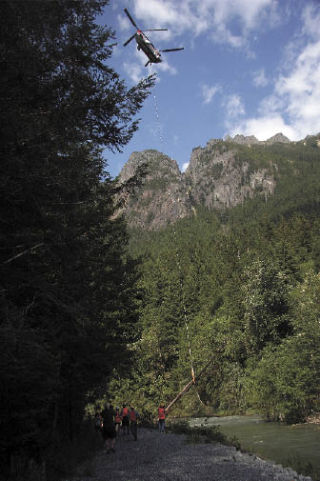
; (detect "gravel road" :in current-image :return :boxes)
[69,427,313,481]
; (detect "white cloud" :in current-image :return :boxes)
[227,3,320,141]
[118,13,131,32]
[302,3,320,41]
[119,0,281,78]
[230,115,296,141]
[182,162,189,172]
[154,58,177,75]
[201,83,220,104]
[124,0,278,49]
[224,94,245,118]
[123,61,144,83]
[252,69,268,87]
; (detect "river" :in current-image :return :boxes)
[190,415,320,478]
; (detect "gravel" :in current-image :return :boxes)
[69,428,313,481]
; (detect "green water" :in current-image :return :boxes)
[190,415,320,477]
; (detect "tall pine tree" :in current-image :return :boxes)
[0,1,155,478]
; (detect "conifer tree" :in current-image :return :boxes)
[0,0,155,477]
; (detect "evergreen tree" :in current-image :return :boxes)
[0,1,154,477]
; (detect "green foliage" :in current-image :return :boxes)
[119,138,320,421]
[168,421,239,448]
[244,271,320,422]
[241,258,291,353]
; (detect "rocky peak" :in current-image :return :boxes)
[118,150,181,184]
[264,133,290,144]
[225,132,291,145]
[225,134,260,145]
[117,150,190,230]
[115,133,320,230]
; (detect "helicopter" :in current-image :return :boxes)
[123,8,184,67]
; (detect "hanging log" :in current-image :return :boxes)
[165,378,195,413]
[165,359,212,413]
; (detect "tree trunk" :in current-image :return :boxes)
[165,360,213,413]
[165,378,195,412]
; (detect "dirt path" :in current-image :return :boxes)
[70,428,312,481]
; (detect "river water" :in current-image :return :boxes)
[190,415,320,476]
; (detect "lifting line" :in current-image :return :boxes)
[152,89,164,144]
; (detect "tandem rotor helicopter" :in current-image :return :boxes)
[123,8,184,67]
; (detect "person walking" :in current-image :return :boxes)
[129,406,139,441]
[115,407,122,437]
[101,403,116,453]
[158,404,166,433]
[121,404,130,435]
[94,411,102,432]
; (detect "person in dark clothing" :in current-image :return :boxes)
[94,411,102,432]
[121,404,130,435]
[114,407,122,437]
[129,406,139,441]
[101,404,116,453]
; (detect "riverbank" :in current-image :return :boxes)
[190,414,320,479]
[306,414,320,425]
[69,427,313,481]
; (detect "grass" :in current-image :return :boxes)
[283,455,320,481]
[167,420,241,450]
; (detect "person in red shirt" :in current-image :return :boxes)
[114,407,122,436]
[158,404,166,433]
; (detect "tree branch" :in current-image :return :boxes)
[3,243,44,264]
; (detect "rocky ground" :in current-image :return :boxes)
[68,428,313,481]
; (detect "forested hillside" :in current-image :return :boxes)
[0,1,154,480]
[110,136,320,424]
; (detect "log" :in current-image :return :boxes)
[165,359,212,413]
[165,378,195,412]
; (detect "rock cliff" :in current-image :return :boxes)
[115,133,316,230]
[116,150,191,230]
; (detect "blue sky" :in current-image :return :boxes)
[99,0,320,178]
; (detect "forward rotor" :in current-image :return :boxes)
[123,8,169,46]
[124,8,138,28]
[123,34,136,47]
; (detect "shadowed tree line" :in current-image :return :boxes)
[0,1,155,479]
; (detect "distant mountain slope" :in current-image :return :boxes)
[116,133,320,230]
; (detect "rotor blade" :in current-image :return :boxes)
[124,8,138,29]
[123,34,136,47]
[160,48,184,52]
[144,29,168,32]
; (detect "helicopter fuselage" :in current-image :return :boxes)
[135,30,162,64]
[123,8,183,66]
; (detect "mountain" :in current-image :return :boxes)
[116,133,320,230]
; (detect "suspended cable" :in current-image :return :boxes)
[152,90,164,144]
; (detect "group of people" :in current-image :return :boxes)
[95,404,139,453]
[94,403,166,453]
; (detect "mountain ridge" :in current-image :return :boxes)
[116,132,320,230]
